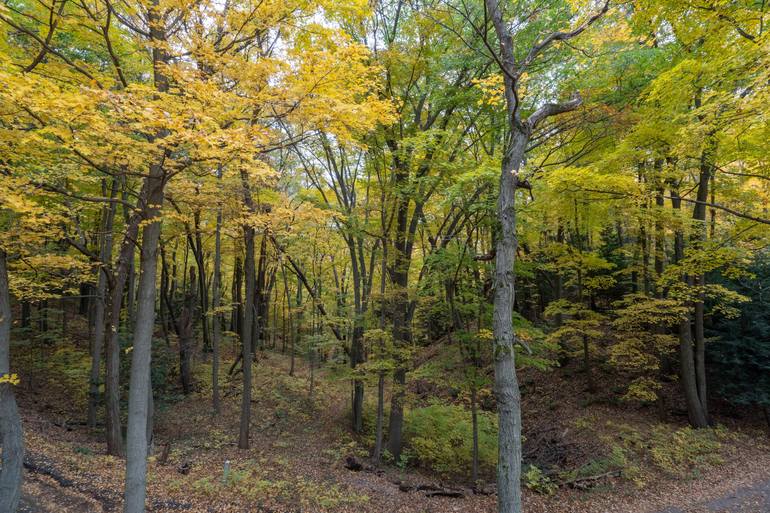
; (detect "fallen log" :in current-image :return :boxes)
[560,470,621,490]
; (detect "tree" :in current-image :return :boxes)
[0,249,23,513]
[480,1,609,510]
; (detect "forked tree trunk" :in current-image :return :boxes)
[0,250,24,513]
[104,177,146,457]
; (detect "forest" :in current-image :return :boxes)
[0,0,769,512]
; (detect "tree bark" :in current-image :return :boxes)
[124,163,165,513]
[104,176,145,457]
[492,130,527,513]
[670,188,709,428]
[177,267,195,395]
[124,6,168,508]
[0,250,24,513]
[211,173,223,414]
[88,178,119,429]
[692,156,712,422]
[238,171,256,450]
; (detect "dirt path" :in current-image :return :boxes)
[18,472,770,513]
[19,473,102,513]
[655,480,770,513]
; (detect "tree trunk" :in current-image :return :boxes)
[124,163,165,513]
[239,172,256,450]
[193,210,210,353]
[104,177,146,457]
[88,179,119,429]
[671,188,709,428]
[387,174,413,462]
[177,267,195,395]
[124,11,169,506]
[0,250,24,513]
[374,241,387,464]
[692,157,712,422]
[492,130,527,513]
[211,175,223,414]
[232,256,242,337]
[471,385,479,483]
[291,274,301,377]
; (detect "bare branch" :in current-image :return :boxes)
[519,0,610,72]
[527,93,582,129]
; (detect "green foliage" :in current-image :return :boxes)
[608,294,686,402]
[523,465,558,495]
[609,422,728,482]
[707,253,770,409]
[647,426,726,478]
[403,402,497,476]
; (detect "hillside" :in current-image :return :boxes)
[11,333,770,513]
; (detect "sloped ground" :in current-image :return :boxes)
[12,347,770,513]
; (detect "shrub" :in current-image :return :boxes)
[403,401,497,476]
[648,426,725,478]
[523,465,557,495]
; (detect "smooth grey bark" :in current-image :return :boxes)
[123,164,165,513]
[124,5,168,509]
[0,250,24,513]
[88,178,119,429]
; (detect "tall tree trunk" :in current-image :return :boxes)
[211,174,223,414]
[232,256,242,337]
[374,241,387,464]
[253,236,269,354]
[124,8,168,509]
[670,187,709,428]
[471,385,479,484]
[124,164,165,513]
[177,267,196,395]
[291,274,301,377]
[104,177,145,457]
[692,156,712,422]
[0,250,24,513]
[348,238,365,434]
[193,210,210,353]
[386,160,413,462]
[88,178,119,429]
[126,253,136,329]
[492,130,527,513]
[281,265,294,374]
[239,172,256,450]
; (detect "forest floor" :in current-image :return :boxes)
[10,335,770,513]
